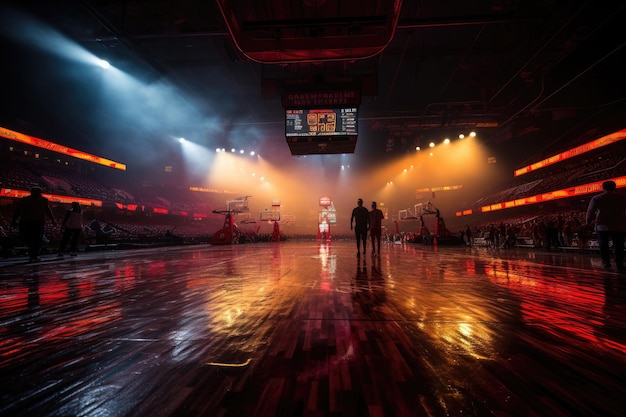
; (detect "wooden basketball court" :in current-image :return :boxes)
[1,241,625,417]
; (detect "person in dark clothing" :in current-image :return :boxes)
[586,180,626,271]
[58,202,83,257]
[350,198,369,257]
[11,186,57,261]
[369,201,385,256]
[545,220,558,251]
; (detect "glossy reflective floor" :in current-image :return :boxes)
[1,241,625,417]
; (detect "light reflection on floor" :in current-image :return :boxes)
[1,241,625,417]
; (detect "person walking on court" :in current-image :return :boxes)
[11,186,57,262]
[351,198,369,257]
[58,202,83,257]
[369,201,385,256]
[586,180,626,272]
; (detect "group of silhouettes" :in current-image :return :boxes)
[350,198,385,257]
[10,187,83,261]
[6,185,626,271]
[350,180,626,271]
[8,186,119,261]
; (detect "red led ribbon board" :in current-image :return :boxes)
[0,126,126,170]
[282,90,361,108]
[480,176,626,213]
[514,128,626,177]
[1,188,102,206]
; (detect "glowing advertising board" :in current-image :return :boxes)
[0,126,126,170]
[285,108,357,137]
[514,128,626,177]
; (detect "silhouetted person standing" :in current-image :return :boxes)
[351,198,369,257]
[586,180,626,271]
[465,225,472,246]
[369,201,384,256]
[58,202,83,257]
[11,186,57,262]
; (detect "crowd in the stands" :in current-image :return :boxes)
[1,127,625,257]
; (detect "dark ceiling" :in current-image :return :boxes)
[1,0,625,168]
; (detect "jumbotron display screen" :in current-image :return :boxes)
[285,108,357,137]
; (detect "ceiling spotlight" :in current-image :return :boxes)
[231,148,236,153]
[443,138,450,144]
[469,131,477,137]
[216,148,221,152]
[415,146,421,151]
[250,151,255,156]
[239,149,244,154]
[429,142,435,148]
[97,59,110,69]
[459,133,465,139]
[179,137,185,143]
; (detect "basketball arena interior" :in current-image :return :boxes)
[1,1,626,416]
